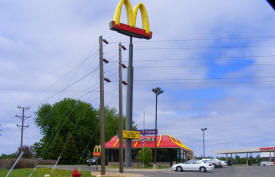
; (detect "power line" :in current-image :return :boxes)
[134,36,275,43]
[135,45,275,51]
[135,75,275,82]
[110,35,275,44]
[27,48,99,103]
[109,54,275,62]
[45,67,99,101]
[134,63,275,68]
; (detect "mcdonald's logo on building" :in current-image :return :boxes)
[110,0,152,39]
[92,145,102,157]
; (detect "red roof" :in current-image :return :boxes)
[105,135,192,151]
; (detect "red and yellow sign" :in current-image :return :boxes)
[123,130,140,139]
[110,0,152,39]
[260,147,275,151]
[92,145,101,157]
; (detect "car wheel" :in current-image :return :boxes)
[199,167,206,173]
[213,164,216,168]
[87,163,90,166]
[176,166,183,172]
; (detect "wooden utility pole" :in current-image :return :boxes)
[16,106,30,149]
[99,36,109,175]
[118,43,127,173]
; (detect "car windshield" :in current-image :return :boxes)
[193,160,201,164]
[202,159,211,164]
[185,160,193,164]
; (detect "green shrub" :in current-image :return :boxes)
[137,147,152,167]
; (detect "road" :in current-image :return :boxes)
[39,165,275,177]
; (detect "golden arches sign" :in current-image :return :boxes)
[113,0,150,34]
[93,145,101,157]
[110,0,152,39]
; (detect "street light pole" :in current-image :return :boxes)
[201,128,207,158]
[152,87,163,168]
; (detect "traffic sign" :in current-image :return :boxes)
[123,130,140,139]
[137,129,158,135]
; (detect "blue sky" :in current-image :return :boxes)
[0,0,275,158]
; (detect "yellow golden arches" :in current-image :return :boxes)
[157,134,162,147]
[133,3,150,34]
[93,145,101,152]
[113,0,134,26]
[113,0,151,34]
[168,135,191,151]
[114,138,120,148]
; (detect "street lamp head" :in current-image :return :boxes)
[201,128,207,131]
[152,87,164,95]
[103,39,109,44]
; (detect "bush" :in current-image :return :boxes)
[17,145,34,159]
[0,153,17,159]
[137,147,152,167]
[0,158,56,169]
[38,159,56,165]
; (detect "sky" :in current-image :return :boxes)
[0,0,275,158]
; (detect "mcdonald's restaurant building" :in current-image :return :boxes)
[105,135,193,166]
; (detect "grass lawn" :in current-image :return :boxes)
[0,168,94,177]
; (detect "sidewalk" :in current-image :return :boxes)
[106,167,172,173]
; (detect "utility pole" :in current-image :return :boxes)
[201,128,207,158]
[118,42,127,173]
[152,87,163,168]
[99,35,110,175]
[16,106,30,149]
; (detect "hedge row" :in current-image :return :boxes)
[0,159,55,169]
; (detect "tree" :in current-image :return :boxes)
[17,145,34,159]
[33,98,128,164]
[138,147,152,167]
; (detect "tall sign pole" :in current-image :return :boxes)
[125,36,133,167]
[110,0,153,167]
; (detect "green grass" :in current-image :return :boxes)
[0,168,94,177]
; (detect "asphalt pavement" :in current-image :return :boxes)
[39,165,275,177]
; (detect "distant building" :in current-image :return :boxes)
[260,152,275,158]
[105,135,193,166]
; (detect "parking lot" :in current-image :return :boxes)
[140,166,275,177]
[42,165,275,177]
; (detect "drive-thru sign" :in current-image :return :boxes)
[123,130,140,139]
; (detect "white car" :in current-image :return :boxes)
[220,160,227,167]
[202,158,224,168]
[172,160,215,172]
[260,161,275,166]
